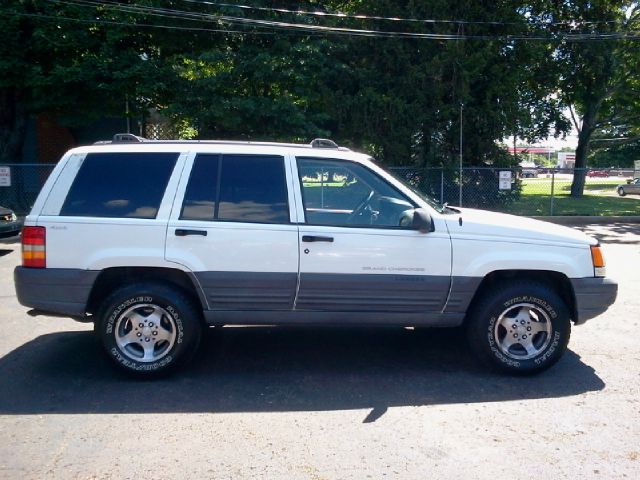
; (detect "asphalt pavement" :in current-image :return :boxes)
[0,224,638,479]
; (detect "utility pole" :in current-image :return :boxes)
[459,103,463,207]
[125,94,131,134]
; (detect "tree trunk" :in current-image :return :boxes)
[570,106,598,198]
[420,124,431,168]
[0,88,28,164]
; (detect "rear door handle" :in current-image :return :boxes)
[175,229,207,237]
[302,235,334,243]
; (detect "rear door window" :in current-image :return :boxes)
[181,154,289,224]
[60,152,178,219]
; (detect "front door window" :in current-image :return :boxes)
[296,157,415,228]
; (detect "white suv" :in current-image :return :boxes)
[14,136,617,376]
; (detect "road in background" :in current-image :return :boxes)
[0,224,638,479]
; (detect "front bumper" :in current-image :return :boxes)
[14,267,99,318]
[571,277,618,325]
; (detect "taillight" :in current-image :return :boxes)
[22,226,46,268]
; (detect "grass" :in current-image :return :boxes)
[504,178,640,216]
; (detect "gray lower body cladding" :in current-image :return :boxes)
[18,268,616,328]
[194,271,454,313]
[14,267,99,317]
[16,268,467,325]
[570,277,618,324]
[295,273,451,312]
[194,271,297,310]
[203,309,465,327]
[197,271,464,326]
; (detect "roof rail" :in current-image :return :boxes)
[310,138,339,149]
[113,133,146,143]
[92,135,351,150]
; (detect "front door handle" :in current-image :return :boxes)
[302,235,334,243]
[175,229,207,237]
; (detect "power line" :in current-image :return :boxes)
[45,0,634,40]
[51,0,246,29]
[1,10,276,35]
[17,1,640,41]
[175,0,620,27]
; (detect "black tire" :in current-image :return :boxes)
[618,187,626,197]
[96,282,203,377]
[465,282,571,375]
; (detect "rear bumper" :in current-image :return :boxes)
[571,277,618,325]
[14,267,99,318]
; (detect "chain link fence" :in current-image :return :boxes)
[0,163,637,217]
[391,167,523,210]
[390,167,638,216]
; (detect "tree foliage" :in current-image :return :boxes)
[0,0,167,162]
[526,1,639,196]
[0,0,637,178]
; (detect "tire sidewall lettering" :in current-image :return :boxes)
[502,296,557,319]
[110,347,173,371]
[534,331,561,365]
[166,305,184,345]
[105,296,153,334]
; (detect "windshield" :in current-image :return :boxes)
[384,167,450,213]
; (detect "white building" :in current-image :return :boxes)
[557,152,576,169]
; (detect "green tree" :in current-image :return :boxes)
[153,1,570,167]
[307,0,569,167]
[5,0,625,178]
[533,1,639,196]
[160,34,333,141]
[0,0,167,162]
[589,11,640,168]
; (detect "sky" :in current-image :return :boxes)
[536,132,578,151]
[517,110,579,151]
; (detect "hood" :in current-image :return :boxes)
[444,208,596,247]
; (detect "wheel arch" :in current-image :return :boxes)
[464,270,577,323]
[86,266,206,315]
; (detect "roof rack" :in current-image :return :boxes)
[113,133,146,143]
[96,134,350,150]
[310,138,339,149]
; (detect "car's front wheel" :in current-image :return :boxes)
[97,282,202,377]
[466,282,571,374]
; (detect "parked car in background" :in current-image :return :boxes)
[521,168,538,178]
[0,206,22,239]
[617,178,640,196]
[587,170,609,177]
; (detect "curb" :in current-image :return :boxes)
[529,216,640,225]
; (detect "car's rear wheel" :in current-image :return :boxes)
[97,282,202,377]
[466,282,571,374]
[618,187,626,196]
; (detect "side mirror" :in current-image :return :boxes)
[412,208,434,233]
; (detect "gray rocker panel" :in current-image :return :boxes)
[194,271,298,310]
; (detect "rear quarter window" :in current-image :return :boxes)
[60,152,179,219]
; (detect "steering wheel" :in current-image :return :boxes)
[347,190,375,224]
